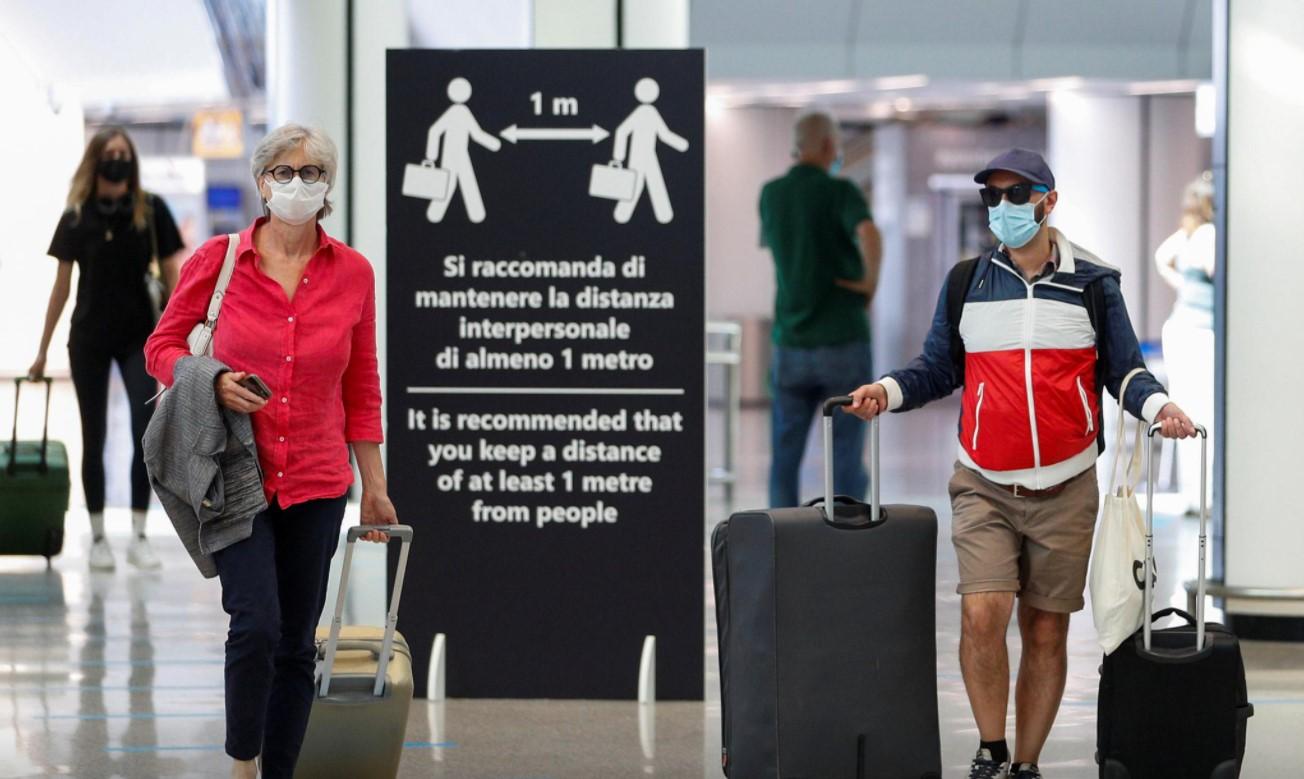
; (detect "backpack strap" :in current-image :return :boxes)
[946,257,981,386]
[1083,277,1110,451]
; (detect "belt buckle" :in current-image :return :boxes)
[1012,483,1022,498]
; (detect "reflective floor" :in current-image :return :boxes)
[2,381,1304,777]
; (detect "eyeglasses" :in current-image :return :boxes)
[979,182,1049,208]
[263,164,326,184]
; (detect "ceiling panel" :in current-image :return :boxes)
[856,0,1022,44]
[691,0,860,44]
[0,0,228,109]
[693,0,1213,82]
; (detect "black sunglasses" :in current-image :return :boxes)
[263,164,326,185]
[979,182,1049,208]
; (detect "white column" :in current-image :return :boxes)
[350,0,408,429]
[533,0,688,48]
[269,0,409,629]
[266,0,349,238]
[534,0,616,47]
[1046,92,1145,317]
[1222,0,1304,613]
[621,0,689,48]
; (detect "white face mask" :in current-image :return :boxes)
[264,176,328,225]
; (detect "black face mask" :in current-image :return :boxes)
[97,158,133,184]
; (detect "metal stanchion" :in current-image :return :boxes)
[706,321,743,514]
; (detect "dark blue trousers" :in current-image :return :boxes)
[213,494,346,776]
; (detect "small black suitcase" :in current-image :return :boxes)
[712,397,942,779]
[1096,423,1253,778]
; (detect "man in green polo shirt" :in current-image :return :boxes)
[760,111,882,507]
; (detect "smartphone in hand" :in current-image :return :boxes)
[239,374,272,401]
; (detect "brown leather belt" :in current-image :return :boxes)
[995,481,1069,499]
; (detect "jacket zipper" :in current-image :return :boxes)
[1023,282,1041,477]
[1077,377,1094,436]
[972,382,986,450]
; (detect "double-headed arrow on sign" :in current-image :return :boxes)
[500,124,610,144]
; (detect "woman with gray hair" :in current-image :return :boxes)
[145,123,396,778]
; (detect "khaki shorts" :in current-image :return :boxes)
[948,463,1100,613]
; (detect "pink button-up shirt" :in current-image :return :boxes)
[145,219,383,508]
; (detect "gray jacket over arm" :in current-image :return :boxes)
[142,355,267,578]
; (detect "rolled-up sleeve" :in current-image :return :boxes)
[145,237,225,387]
[342,265,384,443]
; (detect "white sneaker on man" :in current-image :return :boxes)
[89,538,116,571]
[127,536,163,571]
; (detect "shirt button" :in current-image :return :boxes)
[278,436,286,443]
[277,471,284,478]
[287,316,295,323]
[285,355,293,362]
[281,397,288,404]
[302,278,309,284]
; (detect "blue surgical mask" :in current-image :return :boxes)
[829,155,844,176]
[988,196,1048,248]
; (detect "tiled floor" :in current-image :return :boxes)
[2,381,1303,777]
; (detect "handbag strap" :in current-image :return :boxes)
[146,193,159,269]
[204,234,240,328]
[1108,367,1147,494]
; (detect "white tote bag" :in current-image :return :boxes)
[1089,367,1153,655]
[186,234,240,357]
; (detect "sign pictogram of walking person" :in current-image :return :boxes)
[403,77,501,223]
[588,77,689,224]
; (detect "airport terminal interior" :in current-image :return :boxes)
[2,1,1304,777]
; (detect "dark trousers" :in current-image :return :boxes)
[768,341,874,508]
[68,340,156,513]
[213,495,346,776]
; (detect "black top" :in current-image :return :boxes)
[48,193,184,351]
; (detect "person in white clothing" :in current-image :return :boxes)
[1153,172,1215,515]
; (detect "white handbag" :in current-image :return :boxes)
[402,160,451,201]
[588,160,639,202]
[186,234,240,357]
[1088,367,1153,655]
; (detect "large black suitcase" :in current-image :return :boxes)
[1097,423,1253,778]
[712,397,941,778]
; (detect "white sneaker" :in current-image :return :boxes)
[89,538,116,571]
[127,536,162,571]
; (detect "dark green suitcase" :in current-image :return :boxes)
[0,378,70,561]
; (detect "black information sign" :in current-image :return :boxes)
[386,50,704,700]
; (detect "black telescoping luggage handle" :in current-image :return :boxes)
[319,524,413,698]
[820,396,880,526]
[1144,422,1209,656]
[8,377,53,476]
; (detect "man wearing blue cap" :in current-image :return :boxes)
[844,149,1196,778]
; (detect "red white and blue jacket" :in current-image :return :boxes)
[880,229,1169,490]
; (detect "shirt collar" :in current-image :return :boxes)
[1034,242,1060,280]
[236,217,335,261]
[997,240,1060,282]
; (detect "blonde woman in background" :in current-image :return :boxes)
[1154,172,1215,515]
[29,126,186,571]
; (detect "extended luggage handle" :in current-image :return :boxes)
[319,524,413,698]
[820,396,880,526]
[8,378,53,476]
[1144,423,1208,655]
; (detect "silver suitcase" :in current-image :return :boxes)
[294,525,414,779]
